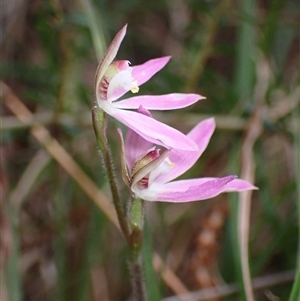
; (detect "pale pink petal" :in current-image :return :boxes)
[95,25,127,97]
[110,109,198,151]
[132,56,171,86]
[144,176,239,202]
[135,176,235,202]
[115,93,203,110]
[156,118,216,183]
[134,176,257,202]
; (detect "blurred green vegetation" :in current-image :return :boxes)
[1,0,299,300]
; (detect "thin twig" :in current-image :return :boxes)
[2,90,298,132]
[153,253,190,296]
[9,149,51,211]
[239,107,262,301]
[238,56,270,301]
[161,270,295,301]
[1,112,247,131]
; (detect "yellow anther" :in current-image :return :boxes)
[130,81,139,93]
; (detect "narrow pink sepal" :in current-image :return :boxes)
[154,177,256,192]
[150,176,239,202]
[131,56,171,86]
[115,93,204,110]
[94,25,127,95]
[110,109,198,151]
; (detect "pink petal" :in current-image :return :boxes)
[147,176,240,202]
[156,118,216,184]
[132,56,171,86]
[110,109,198,151]
[95,25,127,98]
[115,93,204,110]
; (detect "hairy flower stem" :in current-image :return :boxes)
[129,197,147,301]
[92,107,130,241]
[93,107,147,299]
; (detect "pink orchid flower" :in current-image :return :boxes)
[119,108,257,202]
[95,24,205,150]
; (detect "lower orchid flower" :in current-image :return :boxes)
[118,107,257,203]
[95,24,205,151]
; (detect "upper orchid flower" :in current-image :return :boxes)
[119,107,257,203]
[95,24,205,151]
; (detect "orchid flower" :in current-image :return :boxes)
[95,24,205,151]
[119,107,257,203]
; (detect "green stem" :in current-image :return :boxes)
[128,198,147,301]
[128,252,147,301]
[92,107,130,241]
[130,198,143,232]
